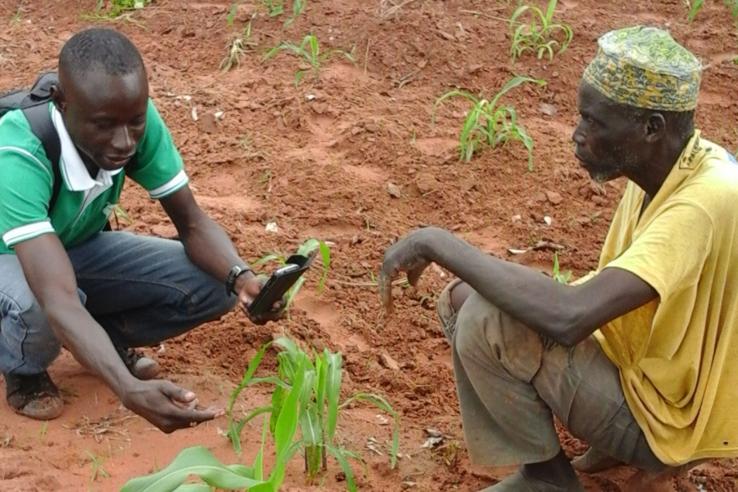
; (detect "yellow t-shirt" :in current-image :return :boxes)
[593,131,738,465]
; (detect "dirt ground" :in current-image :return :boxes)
[0,0,737,490]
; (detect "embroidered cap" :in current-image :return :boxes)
[583,26,702,112]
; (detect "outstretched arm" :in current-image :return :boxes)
[15,234,221,432]
[381,227,657,346]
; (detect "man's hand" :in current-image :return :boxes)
[379,228,436,315]
[122,379,223,433]
[236,272,285,324]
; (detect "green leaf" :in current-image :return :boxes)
[121,446,263,492]
[688,0,704,21]
[544,0,558,24]
[252,253,284,267]
[226,1,239,26]
[489,76,546,110]
[253,416,269,481]
[226,342,271,454]
[327,445,357,492]
[172,485,212,492]
[325,351,343,443]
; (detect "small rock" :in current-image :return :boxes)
[533,191,547,203]
[539,103,557,116]
[545,191,563,205]
[365,122,380,133]
[386,182,402,198]
[467,63,483,74]
[265,222,279,233]
[511,214,522,223]
[379,352,401,371]
[415,172,438,195]
[543,215,553,226]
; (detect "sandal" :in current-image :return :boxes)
[4,371,64,420]
[115,345,160,380]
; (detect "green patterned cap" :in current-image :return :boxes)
[583,26,702,111]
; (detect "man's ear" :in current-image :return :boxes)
[50,85,66,113]
[645,112,666,143]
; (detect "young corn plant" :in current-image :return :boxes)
[121,363,307,492]
[226,337,400,491]
[434,76,546,170]
[264,34,355,85]
[252,238,331,313]
[510,0,573,62]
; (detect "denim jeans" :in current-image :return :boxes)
[0,232,237,375]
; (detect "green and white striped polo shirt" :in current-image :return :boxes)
[0,99,188,254]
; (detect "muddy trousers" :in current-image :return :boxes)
[0,232,237,376]
[437,281,665,472]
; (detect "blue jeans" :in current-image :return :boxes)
[0,232,236,375]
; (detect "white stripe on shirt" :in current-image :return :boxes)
[148,170,189,199]
[3,221,55,247]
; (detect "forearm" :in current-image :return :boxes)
[43,300,137,397]
[178,214,249,283]
[421,228,585,345]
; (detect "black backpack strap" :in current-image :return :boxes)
[21,103,62,212]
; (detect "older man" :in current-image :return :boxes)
[381,26,738,490]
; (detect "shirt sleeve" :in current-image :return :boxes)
[0,144,55,249]
[127,99,189,199]
[604,199,713,302]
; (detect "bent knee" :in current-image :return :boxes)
[454,294,544,381]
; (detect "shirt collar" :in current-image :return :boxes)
[50,105,123,192]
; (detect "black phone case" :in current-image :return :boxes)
[247,254,314,317]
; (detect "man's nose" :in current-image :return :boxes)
[111,125,134,154]
[572,124,585,145]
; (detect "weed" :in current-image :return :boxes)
[687,0,705,20]
[434,76,546,169]
[510,0,573,62]
[220,16,257,72]
[227,337,400,491]
[688,0,738,22]
[111,204,132,229]
[86,451,110,483]
[263,0,285,17]
[38,422,48,442]
[264,34,355,85]
[552,253,572,284]
[9,5,23,24]
[229,0,305,26]
[86,0,151,21]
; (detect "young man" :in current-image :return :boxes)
[381,26,738,490]
[0,28,278,433]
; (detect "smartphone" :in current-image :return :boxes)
[247,253,314,317]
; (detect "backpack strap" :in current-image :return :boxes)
[21,103,63,212]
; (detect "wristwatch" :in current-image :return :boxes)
[225,265,252,296]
